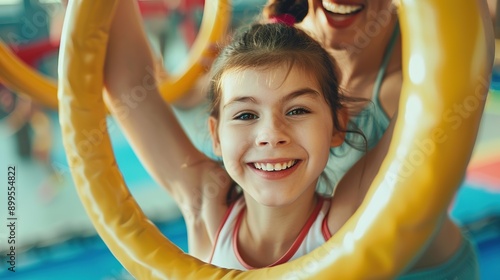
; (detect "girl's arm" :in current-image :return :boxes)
[102,0,230,259]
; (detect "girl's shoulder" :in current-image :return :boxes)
[378,70,403,119]
[181,161,233,260]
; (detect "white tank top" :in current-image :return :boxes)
[209,196,332,270]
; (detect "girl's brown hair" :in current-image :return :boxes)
[209,23,344,125]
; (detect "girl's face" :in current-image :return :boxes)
[209,65,344,207]
[300,0,396,51]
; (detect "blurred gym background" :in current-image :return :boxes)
[0,0,499,279]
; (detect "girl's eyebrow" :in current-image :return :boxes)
[280,88,320,103]
[223,88,320,109]
[223,96,258,109]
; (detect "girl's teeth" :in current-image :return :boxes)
[322,2,362,15]
[254,160,296,171]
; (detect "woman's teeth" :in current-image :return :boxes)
[254,160,296,171]
[322,2,363,15]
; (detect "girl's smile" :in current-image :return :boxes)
[249,159,301,180]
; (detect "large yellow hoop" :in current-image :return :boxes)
[58,0,492,279]
[0,0,229,109]
[0,42,59,109]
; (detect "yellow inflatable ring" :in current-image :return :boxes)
[58,0,492,279]
[0,0,229,109]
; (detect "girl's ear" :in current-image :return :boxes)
[208,116,222,156]
[331,108,348,147]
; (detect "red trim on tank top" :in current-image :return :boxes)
[233,197,326,269]
[322,204,333,240]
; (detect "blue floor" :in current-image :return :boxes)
[1,215,498,279]
[477,235,500,279]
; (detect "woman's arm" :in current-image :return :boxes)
[328,113,397,233]
[102,0,230,257]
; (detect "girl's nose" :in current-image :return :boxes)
[255,117,290,147]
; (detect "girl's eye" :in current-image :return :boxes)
[235,112,258,120]
[287,108,310,116]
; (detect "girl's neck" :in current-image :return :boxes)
[237,190,318,268]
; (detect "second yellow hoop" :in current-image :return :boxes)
[0,0,230,109]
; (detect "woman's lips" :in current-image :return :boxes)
[322,1,364,29]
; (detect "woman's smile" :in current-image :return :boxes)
[321,0,364,28]
[322,1,363,15]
